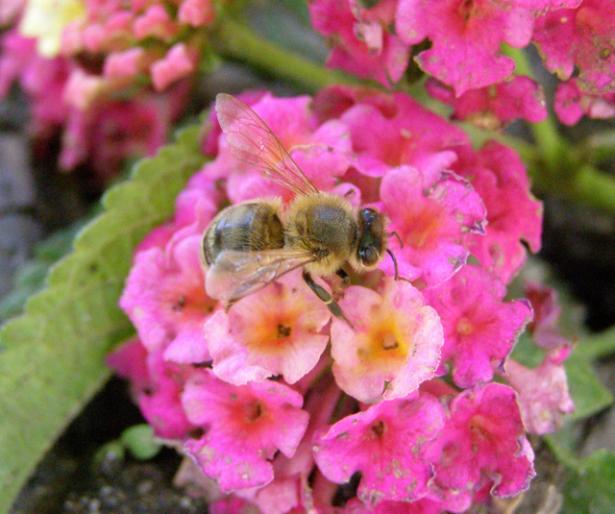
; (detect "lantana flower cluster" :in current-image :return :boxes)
[110,86,575,513]
[309,0,615,126]
[0,0,222,175]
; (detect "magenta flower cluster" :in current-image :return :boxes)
[310,0,615,126]
[0,0,220,176]
[110,86,574,513]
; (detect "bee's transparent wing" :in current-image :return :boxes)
[205,249,314,303]
[215,93,320,197]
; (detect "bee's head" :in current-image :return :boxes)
[355,207,387,269]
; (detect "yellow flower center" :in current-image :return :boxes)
[456,316,474,336]
[359,315,410,365]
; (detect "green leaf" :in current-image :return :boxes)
[510,331,544,368]
[0,222,84,322]
[0,124,205,514]
[121,424,161,461]
[575,327,615,360]
[562,450,615,514]
[566,353,613,420]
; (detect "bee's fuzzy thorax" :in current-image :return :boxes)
[283,192,357,275]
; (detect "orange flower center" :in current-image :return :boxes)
[359,316,410,365]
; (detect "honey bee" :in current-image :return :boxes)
[202,93,398,324]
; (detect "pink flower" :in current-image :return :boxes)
[63,68,106,110]
[425,265,532,388]
[309,0,410,86]
[178,0,215,27]
[218,93,353,203]
[201,90,267,157]
[314,393,445,504]
[0,0,23,25]
[424,383,535,512]
[133,5,178,41]
[103,48,146,80]
[396,0,539,96]
[120,234,216,358]
[109,89,555,512]
[0,31,69,133]
[0,30,186,179]
[206,271,331,385]
[210,496,260,514]
[341,497,443,514]
[426,76,547,129]
[506,357,574,434]
[380,166,486,286]
[108,340,193,438]
[533,0,615,94]
[455,141,543,284]
[525,282,571,351]
[151,43,196,91]
[182,370,309,491]
[336,91,470,178]
[554,79,615,125]
[330,278,443,403]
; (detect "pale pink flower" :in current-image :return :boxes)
[424,383,535,512]
[182,370,309,491]
[178,0,215,27]
[426,76,547,129]
[506,357,574,434]
[151,43,196,91]
[207,271,331,385]
[330,278,443,403]
[133,5,178,41]
[103,48,146,80]
[380,166,486,286]
[425,265,532,388]
[63,68,106,110]
[314,393,445,504]
[0,0,23,25]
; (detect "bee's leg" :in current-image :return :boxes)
[302,271,354,329]
[336,267,351,286]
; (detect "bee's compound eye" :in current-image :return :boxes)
[359,246,379,266]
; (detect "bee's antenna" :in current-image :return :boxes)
[388,231,403,248]
[386,248,400,281]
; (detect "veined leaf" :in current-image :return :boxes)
[0,124,205,514]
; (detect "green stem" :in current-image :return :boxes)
[212,17,363,92]
[536,163,615,214]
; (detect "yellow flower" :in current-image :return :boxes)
[19,0,84,57]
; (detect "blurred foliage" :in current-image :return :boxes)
[0,125,205,513]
